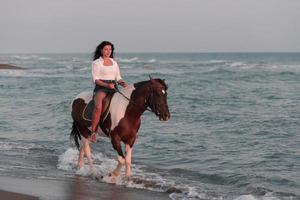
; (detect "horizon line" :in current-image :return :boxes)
[1,51,300,54]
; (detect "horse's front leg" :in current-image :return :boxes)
[125,144,132,177]
[110,134,125,177]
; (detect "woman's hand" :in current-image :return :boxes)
[118,80,128,88]
[106,83,115,89]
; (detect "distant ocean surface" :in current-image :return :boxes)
[0,53,299,200]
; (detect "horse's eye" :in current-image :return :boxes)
[162,90,166,94]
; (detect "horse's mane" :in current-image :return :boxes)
[134,79,168,90]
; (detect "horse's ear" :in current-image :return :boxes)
[149,75,155,84]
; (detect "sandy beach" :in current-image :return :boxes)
[0,190,38,200]
[0,64,23,70]
[0,176,171,200]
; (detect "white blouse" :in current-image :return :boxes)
[91,57,122,83]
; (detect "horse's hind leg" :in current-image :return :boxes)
[82,137,95,173]
[78,146,85,169]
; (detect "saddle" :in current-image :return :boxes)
[82,93,114,125]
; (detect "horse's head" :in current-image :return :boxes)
[147,77,170,121]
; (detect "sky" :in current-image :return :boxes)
[1,0,300,53]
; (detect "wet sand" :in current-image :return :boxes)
[0,176,171,200]
[0,64,23,70]
[0,190,38,200]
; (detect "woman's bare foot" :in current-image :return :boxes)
[89,132,97,143]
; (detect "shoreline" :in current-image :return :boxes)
[0,175,171,200]
[0,190,38,200]
[0,64,23,70]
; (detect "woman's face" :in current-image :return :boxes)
[101,45,112,58]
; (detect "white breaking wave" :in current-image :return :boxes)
[10,55,51,60]
[117,57,139,63]
[229,62,248,68]
[57,148,287,200]
[0,69,27,77]
[147,59,157,63]
[11,55,32,60]
[57,148,208,199]
[227,61,300,71]
[0,141,36,151]
[233,193,281,200]
[57,148,171,191]
[117,57,157,64]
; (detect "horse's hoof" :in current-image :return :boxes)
[124,176,131,182]
[108,172,117,177]
[77,166,84,171]
[90,171,100,180]
[102,174,117,184]
[94,174,102,181]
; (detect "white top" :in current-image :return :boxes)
[91,57,122,83]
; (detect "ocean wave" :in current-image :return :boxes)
[0,140,36,151]
[57,148,172,192]
[159,60,228,66]
[11,55,32,60]
[233,192,294,200]
[78,67,90,71]
[35,56,51,61]
[229,62,248,68]
[2,53,299,200]
[117,57,139,63]
[0,67,88,78]
[227,61,300,71]
[57,148,300,200]
[117,57,157,64]
[0,69,28,77]
[119,65,133,69]
[147,59,157,63]
[10,55,51,61]
[57,148,219,200]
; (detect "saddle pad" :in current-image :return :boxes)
[83,99,95,121]
[82,93,113,122]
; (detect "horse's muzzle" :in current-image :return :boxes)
[159,112,170,121]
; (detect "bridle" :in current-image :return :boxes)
[114,84,160,114]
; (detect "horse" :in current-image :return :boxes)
[70,77,170,178]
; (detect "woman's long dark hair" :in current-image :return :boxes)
[93,41,114,61]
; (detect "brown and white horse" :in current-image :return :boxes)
[70,77,170,178]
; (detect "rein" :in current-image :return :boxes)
[114,86,155,113]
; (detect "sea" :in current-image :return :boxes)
[0,52,299,200]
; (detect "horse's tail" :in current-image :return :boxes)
[70,121,81,150]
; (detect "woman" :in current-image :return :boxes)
[90,41,127,142]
